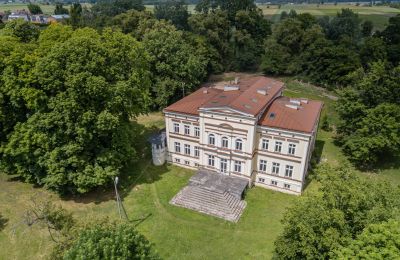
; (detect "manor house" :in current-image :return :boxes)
[162,76,322,195]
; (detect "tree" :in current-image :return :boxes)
[69,3,82,29]
[0,213,7,231]
[336,62,400,168]
[54,3,69,15]
[334,220,400,259]
[342,103,400,167]
[359,37,387,67]
[274,164,400,259]
[28,3,43,15]
[62,221,159,259]
[0,19,40,43]
[111,9,154,35]
[361,20,373,37]
[195,0,256,21]
[188,10,231,73]
[154,0,189,30]
[0,27,151,194]
[322,9,362,43]
[91,0,144,18]
[379,14,400,65]
[142,21,209,108]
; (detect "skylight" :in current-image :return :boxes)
[269,112,276,119]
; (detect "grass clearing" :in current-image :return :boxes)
[0,77,399,259]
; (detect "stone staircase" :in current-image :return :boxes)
[170,185,247,222]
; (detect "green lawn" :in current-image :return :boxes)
[1,78,399,259]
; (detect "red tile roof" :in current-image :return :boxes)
[259,96,323,133]
[164,76,284,116]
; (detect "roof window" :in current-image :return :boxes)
[269,112,276,119]
[244,104,251,109]
[257,89,267,95]
[224,85,240,91]
[251,98,258,103]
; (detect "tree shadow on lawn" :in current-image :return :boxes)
[0,214,8,231]
[61,120,169,204]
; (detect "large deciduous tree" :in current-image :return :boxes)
[142,21,209,108]
[62,221,159,259]
[0,26,151,194]
[274,164,400,259]
[154,0,189,30]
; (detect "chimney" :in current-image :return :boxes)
[257,89,267,95]
[203,89,208,94]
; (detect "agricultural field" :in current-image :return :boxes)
[261,4,400,29]
[0,3,90,15]
[0,77,399,259]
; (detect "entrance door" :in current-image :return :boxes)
[220,158,228,175]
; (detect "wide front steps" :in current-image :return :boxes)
[170,185,247,222]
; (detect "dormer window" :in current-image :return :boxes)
[208,134,215,145]
[235,139,243,151]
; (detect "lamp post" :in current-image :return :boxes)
[113,176,122,219]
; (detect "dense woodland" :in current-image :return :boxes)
[0,0,399,258]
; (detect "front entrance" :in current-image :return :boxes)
[220,158,228,175]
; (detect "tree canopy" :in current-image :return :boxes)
[0,25,151,194]
[62,221,159,259]
[275,164,400,259]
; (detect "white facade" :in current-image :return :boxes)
[164,107,319,195]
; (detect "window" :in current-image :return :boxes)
[258,178,265,183]
[285,165,293,178]
[288,143,296,155]
[184,125,190,135]
[194,127,200,137]
[208,155,215,167]
[284,183,291,189]
[272,162,280,174]
[173,123,180,133]
[220,158,228,173]
[184,144,190,155]
[259,160,267,172]
[208,134,215,145]
[271,180,278,186]
[222,137,229,148]
[275,141,282,153]
[175,158,180,163]
[185,160,190,165]
[195,163,199,167]
[235,139,243,151]
[234,161,242,173]
[262,139,269,150]
[174,142,181,153]
[194,146,200,157]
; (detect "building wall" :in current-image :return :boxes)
[164,109,317,195]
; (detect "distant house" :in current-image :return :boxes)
[30,15,48,24]
[48,14,69,23]
[8,12,29,22]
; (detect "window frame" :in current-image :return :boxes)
[288,143,296,155]
[173,123,180,133]
[259,159,267,172]
[184,125,190,135]
[275,141,282,153]
[208,134,215,145]
[271,180,278,186]
[235,139,243,151]
[285,165,294,178]
[174,142,181,153]
[234,161,242,173]
[194,126,200,137]
[272,162,280,174]
[262,139,269,150]
[208,155,215,167]
[221,137,229,148]
[184,144,191,155]
[194,146,200,157]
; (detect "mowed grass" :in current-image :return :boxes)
[1,77,399,259]
[259,4,400,30]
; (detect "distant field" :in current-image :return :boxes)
[260,4,400,30]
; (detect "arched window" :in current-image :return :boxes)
[208,134,215,145]
[221,137,228,148]
[235,139,243,151]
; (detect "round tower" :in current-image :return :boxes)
[148,129,167,166]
